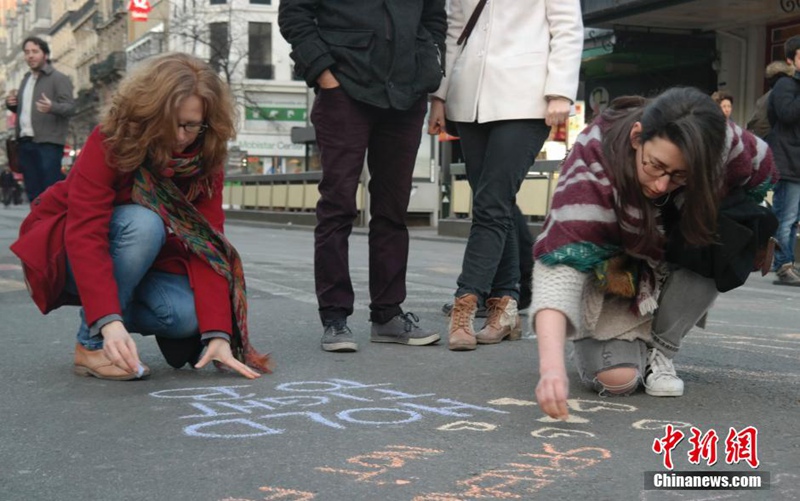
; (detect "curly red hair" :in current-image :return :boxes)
[100,52,236,178]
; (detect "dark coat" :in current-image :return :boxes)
[665,189,778,293]
[278,0,446,110]
[767,72,800,182]
[9,127,233,336]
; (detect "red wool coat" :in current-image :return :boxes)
[10,126,233,335]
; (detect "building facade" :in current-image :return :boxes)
[581,0,800,125]
[169,0,307,175]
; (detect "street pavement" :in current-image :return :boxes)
[0,204,798,501]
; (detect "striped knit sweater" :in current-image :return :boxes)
[531,119,776,341]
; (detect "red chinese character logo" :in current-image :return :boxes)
[652,424,685,470]
[725,426,759,468]
[687,427,719,466]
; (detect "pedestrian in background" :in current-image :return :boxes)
[10,53,270,381]
[768,35,800,286]
[428,0,583,351]
[711,90,734,121]
[533,88,776,420]
[4,36,74,203]
[279,0,446,352]
[746,61,793,139]
[1,168,17,207]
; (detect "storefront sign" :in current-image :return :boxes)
[244,92,308,134]
[232,133,305,157]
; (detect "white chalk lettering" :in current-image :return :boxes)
[185,418,283,438]
[154,380,514,439]
[399,399,508,417]
[374,389,437,400]
[150,385,254,401]
[336,408,422,425]
[181,402,246,419]
[259,396,330,407]
[275,380,388,393]
[327,392,375,402]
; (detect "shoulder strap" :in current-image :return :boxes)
[457,0,489,46]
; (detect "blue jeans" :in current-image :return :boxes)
[65,205,199,350]
[771,179,800,269]
[573,268,718,392]
[17,140,65,202]
[455,119,550,301]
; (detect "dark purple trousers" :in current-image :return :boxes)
[310,87,427,325]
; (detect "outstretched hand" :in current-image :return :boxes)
[195,338,261,379]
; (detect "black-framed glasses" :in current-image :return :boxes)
[178,123,208,135]
[639,147,688,186]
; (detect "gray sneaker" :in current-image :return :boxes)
[775,262,800,286]
[371,312,440,346]
[321,320,358,352]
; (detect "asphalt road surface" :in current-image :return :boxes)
[1,205,797,501]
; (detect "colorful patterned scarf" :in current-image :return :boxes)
[131,153,272,373]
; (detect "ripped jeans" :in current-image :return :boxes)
[572,268,718,396]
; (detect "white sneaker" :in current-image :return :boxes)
[644,348,684,397]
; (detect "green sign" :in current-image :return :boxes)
[246,107,307,122]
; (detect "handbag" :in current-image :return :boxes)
[6,137,22,173]
[665,189,779,292]
[457,0,489,46]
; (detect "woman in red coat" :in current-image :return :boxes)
[11,53,270,380]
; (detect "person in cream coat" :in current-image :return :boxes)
[428,0,583,351]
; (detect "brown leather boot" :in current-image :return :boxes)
[74,343,150,380]
[449,293,478,351]
[476,296,522,344]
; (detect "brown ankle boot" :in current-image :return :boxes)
[476,296,522,344]
[449,293,478,351]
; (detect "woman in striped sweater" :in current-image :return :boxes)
[532,87,776,420]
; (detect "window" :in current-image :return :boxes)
[210,0,226,4]
[250,0,272,4]
[209,22,230,73]
[247,22,273,79]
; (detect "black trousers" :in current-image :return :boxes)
[310,88,427,325]
[455,119,550,301]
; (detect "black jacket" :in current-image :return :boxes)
[767,72,800,182]
[278,0,446,110]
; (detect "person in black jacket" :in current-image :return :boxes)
[768,35,800,286]
[746,61,793,139]
[278,0,446,352]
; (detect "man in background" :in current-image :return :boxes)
[5,36,74,203]
[768,35,800,285]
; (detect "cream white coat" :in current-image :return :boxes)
[433,0,583,123]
